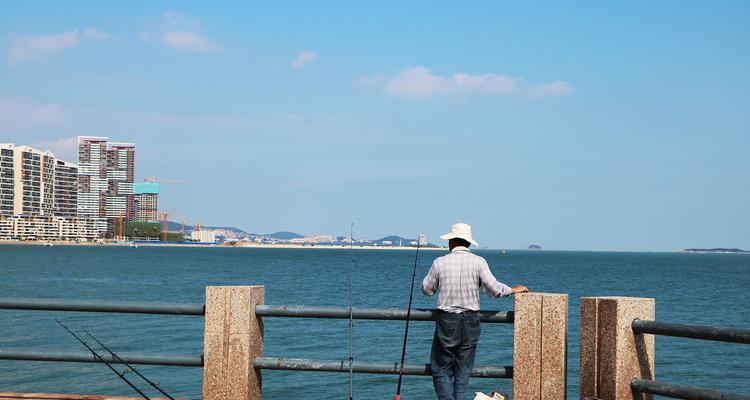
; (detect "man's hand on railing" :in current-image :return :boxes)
[511,285,529,294]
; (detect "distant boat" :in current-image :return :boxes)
[129,241,138,248]
[43,242,54,247]
[501,249,507,255]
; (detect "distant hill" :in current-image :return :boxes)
[165,221,250,235]
[262,231,304,240]
[526,244,542,250]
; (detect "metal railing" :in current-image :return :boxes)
[255,304,514,323]
[630,319,750,400]
[0,297,204,367]
[631,378,750,400]
[253,357,512,378]
[0,350,202,367]
[0,297,205,315]
[631,319,750,344]
[0,298,514,379]
[254,304,515,379]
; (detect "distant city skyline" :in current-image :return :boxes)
[2,2,748,251]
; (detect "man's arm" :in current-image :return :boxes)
[479,261,526,298]
[421,261,439,296]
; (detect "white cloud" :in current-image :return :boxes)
[532,80,574,97]
[158,11,216,52]
[0,98,67,127]
[31,136,78,162]
[364,67,573,98]
[82,28,110,41]
[8,28,109,65]
[292,51,317,69]
[381,67,520,97]
[162,31,215,52]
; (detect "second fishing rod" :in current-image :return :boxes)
[395,241,420,400]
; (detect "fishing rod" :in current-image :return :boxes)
[55,319,151,400]
[82,327,174,400]
[395,241,420,400]
[348,222,354,400]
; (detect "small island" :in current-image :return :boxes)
[681,248,748,254]
[526,244,543,250]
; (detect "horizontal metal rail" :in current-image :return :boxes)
[632,319,750,344]
[254,357,512,378]
[0,350,203,367]
[255,305,514,323]
[0,298,205,316]
[631,378,750,400]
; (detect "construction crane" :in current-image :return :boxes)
[118,211,124,241]
[161,211,168,242]
[156,210,197,242]
[168,212,192,239]
[144,177,188,184]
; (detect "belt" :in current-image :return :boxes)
[438,309,478,315]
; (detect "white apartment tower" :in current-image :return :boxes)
[54,159,78,218]
[0,144,102,241]
[0,144,79,218]
[0,145,13,216]
[77,136,135,234]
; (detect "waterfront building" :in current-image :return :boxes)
[77,136,135,235]
[190,230,216,243]
[53,160,78,218]
[289,235,336,244]
[0,144,78,218]
[0,144,13,216]
[7,144,55,216]
[0,144,100,241]
[418,234,428,246]
[133,181,159,222]
[0,214,99,241]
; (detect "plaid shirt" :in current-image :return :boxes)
[421,246,512,313]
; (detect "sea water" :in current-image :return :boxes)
[0,246,748,399]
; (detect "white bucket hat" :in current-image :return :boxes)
[439,222,478,247]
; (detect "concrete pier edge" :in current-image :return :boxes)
[580,296,655,400]
[513,293,569,400]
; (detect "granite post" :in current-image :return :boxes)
[513,293,568,400]
[580,297,655,400]
[202,286,265,400]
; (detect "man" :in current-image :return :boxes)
[422,222,528,400]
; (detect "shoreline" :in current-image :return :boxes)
[2,240,747,254]
[0,240,446,251]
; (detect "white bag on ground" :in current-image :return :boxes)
[474,392,506,400]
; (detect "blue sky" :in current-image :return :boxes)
[1,2,748,251]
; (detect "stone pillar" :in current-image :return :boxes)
[580,297,655,400]
[202,286,265,400]
[513,293,569,400]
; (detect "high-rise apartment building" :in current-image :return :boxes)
[77,136,135,234]
[0,145,14,216]
[76,136,107,218]
[54,159,78,218]
[0,144,74,217]
[0,143,104,241]
[134,181,159,222]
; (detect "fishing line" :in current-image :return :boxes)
[55,319,150,399]
[348,222,354,400]
[395,241,420,400]
[82,327,175,400]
